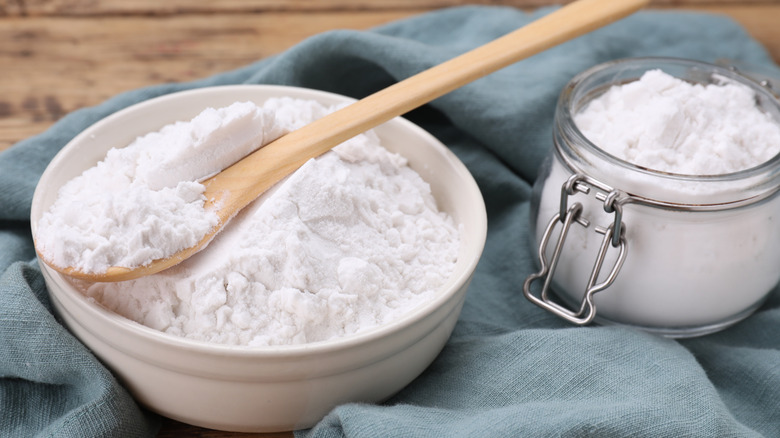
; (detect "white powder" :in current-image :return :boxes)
[533,68,780,332]
[71,99,459,346]
[37,100,297,273]
[575,69,780,175]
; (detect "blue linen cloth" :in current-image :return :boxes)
[2,5,779,437]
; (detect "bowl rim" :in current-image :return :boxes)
[33,84,488,359]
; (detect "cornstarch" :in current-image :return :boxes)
[35,100,288,273]
[574,69,780,175]
[79,98,460,346]
[534,65,780,331]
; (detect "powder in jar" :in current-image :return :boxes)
[574,69,780,175]
[533,65,780,331]
[79,98,460,346]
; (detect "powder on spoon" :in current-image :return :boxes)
[49,97,460,346]
[35,100,294,273]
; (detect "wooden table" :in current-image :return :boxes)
[2,1,778,436]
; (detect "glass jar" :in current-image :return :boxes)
[524,57,780,337]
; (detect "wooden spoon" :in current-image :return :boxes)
[42,0,648,282]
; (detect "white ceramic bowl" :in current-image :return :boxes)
[30,85,487,432]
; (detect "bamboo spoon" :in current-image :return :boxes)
[42,0,648,282]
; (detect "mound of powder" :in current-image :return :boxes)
[35,99,329,273]
[80,99,460,346]
[574,69,780,175]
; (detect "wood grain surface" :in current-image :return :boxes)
[2,1,779,437]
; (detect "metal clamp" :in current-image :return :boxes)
[723,62,778,99]
[523,174,629,325]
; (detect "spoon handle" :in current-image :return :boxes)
[204,0,648,224]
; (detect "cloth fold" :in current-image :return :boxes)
[2,5,779,437]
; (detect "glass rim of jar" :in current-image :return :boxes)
[557,56,780,185]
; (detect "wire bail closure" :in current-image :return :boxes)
[523,174,629,325]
